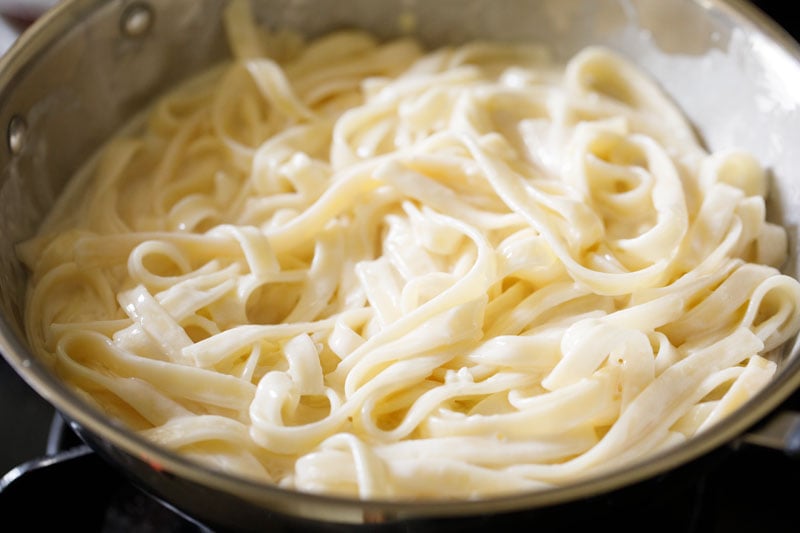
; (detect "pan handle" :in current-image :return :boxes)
[736,410,800,457]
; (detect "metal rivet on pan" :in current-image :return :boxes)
[120,2,154,38]
[7,115,27,155]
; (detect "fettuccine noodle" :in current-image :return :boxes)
[18,0,800,499]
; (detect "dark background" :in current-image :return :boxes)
[753,0,800,30]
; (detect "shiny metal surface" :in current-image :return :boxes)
[1,0,800,528]
[739,410,800,455]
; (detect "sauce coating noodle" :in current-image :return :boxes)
[18,0,800,499]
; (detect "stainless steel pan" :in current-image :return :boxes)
[2,0,800,530]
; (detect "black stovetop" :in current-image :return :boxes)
[2,1,800,531]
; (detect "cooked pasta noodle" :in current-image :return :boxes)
[18,0,800,499]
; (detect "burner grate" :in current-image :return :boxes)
[0,414,208,532]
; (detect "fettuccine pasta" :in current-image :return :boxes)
[18,0,800,499]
